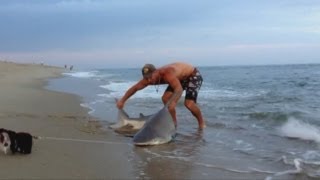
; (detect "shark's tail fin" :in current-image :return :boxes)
[109,98,129,129]
[164,92,180,108]
[114,98,129,118]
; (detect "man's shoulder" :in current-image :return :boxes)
[160,66,175,75]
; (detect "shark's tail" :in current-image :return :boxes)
[114,98,129,117]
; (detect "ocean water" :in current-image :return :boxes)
[47,64,320,179]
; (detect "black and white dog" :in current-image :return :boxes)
[0,131,11,154]
[0,128,33,154]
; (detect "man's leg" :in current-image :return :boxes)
[184,99,206,129]
[162,91,177,128]
[184,68,205,129]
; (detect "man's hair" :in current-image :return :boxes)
[141,64,156,78]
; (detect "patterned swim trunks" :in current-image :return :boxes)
[165,68,203,102]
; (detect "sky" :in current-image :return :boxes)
[0,0,319,68]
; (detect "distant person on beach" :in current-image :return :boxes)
[116,62,205,129]
[69,65,73,71]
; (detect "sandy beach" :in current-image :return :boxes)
[2,61,315,180]
[0,61,134,179]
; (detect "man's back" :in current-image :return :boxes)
[159,62,195,80]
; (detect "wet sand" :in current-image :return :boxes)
[0,61,134,179]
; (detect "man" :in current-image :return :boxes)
[116,62,206,129]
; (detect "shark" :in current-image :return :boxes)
[132,93,177,146]
[109,108,151,137]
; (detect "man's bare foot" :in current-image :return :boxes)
[198,123,206,130]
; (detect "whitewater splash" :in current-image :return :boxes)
[63,70,116,79]
[100,81,167,99]
[63,71,99,78]
[265,156,320,180]
[279,118,320,143]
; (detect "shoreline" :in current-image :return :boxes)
[0,61,289,179]
[0,61,134,179]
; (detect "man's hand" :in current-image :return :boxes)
[116,99,124,109]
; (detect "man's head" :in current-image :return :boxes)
[141,64,156,78]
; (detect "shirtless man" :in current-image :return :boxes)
[116,62,206,129]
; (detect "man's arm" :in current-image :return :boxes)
[116,79,148,109]
[164,71,183,105]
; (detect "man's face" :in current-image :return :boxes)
[144,72,157,84]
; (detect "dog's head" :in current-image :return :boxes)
[0,132,11,154]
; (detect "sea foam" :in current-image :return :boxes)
[279,118,320,143]
[63,71,99,78]
[100,81,167,99]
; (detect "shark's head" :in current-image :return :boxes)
[133,107,176,146]
[133,125,174,145]
[133,137,172,146]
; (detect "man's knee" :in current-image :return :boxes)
[162,92,172,104]
[184,99,195,110]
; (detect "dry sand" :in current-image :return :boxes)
[0,61,134,179]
